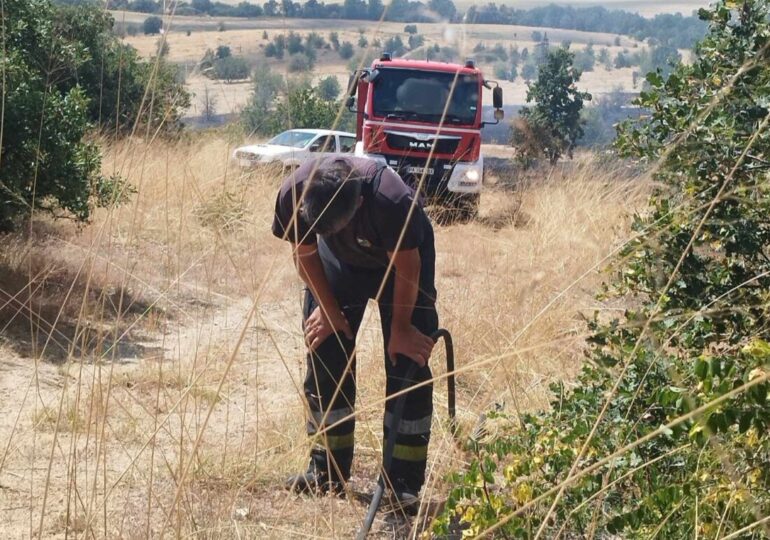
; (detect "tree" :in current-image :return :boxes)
[614,51,632,68]
[428,0,455,20]
[367,0,384,20]
[640,44,682,79]
[358,34,368,48]
[436,3,770,538]
[287,53,314,72]
[317,76,342,101]
[573,43,595,72]
[404,24,418,34]
[598,46,611,67]
[305,32,325,49]
[343,0,367,19]
[263,0,278,15]
[265,34,285,58]
[191,0,212,12]
[233,2,263,17]
[521,61,536,80]
[216,45,232,59]
[511,47,591,165]
[329,31,340,51]
[338,41,355,59]
[1,0,106,229]
[286,31,304,54]
[490,43,507,61]
[213,56,250,82]
[129,0,158,12]
[199,85,218,122]
[143,15,162,34]
[241,63,284,135]
[408,34,424,50]
[531,30,542,42]
[268,87,338,132]
[383,35,406,56]
[510,45,520,65]
[493,62,509,81]
[50,4,189,133]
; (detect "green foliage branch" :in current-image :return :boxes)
[435,2,770,538]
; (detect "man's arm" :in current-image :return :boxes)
[386,248,435,367]
[293,243,352,350]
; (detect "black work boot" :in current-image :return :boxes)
[285,470,345,496]
[388,478,421,515]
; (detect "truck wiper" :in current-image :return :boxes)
[384,112,408,120]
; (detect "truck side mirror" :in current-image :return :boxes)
[347,73,358,97]
[346,96,355,108]
[494,109,505,121]
[493,86,503,110]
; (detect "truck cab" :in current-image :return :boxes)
[348,54,504,220]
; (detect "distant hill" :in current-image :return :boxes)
[59,0,707,48]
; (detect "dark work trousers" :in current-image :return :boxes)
[302,226,438,493]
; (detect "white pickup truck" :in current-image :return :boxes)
[233,128,357,169]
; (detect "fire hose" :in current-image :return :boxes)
[356,328,455,539]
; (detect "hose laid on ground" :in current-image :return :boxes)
[356,329,456,540]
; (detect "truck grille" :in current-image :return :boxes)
[385,132,460,155]
[390,157,452,197]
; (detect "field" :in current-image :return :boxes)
[0,137,649,538]
[195,0,708,17]
[115,11,650,119]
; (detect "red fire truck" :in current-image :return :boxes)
[347,53,504,219]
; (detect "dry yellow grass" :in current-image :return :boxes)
[0,137,648,538]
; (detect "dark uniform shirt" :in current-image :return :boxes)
[272,156,428,269]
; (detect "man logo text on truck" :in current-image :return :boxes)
[409,141,433,150]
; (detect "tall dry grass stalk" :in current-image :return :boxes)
[0,138,647,538]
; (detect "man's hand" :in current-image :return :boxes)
[304,306,353,351]
[388,324,435,367]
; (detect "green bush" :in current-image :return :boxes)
[142,15,162,34]
[317,76,342,101]
[408,33,425,50]
[328,31,340,51]
[383,35,406,56]
[212,56,250,81]
[305,32,326,49]
[338,41,355,60]
[573,44,595,72]
[287,54,312,73]
[287,31,304,54]
[267,86,339,133]
[241,63,284,135]
[437,2,770,538]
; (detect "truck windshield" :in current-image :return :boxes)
[371,68,480,125]
[268,130,317,148]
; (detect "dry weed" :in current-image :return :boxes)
[0,137,647,538]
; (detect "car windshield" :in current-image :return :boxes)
[268,131,318,148]
[371,68,480,125]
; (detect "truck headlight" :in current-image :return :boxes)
[465,168,481,182]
